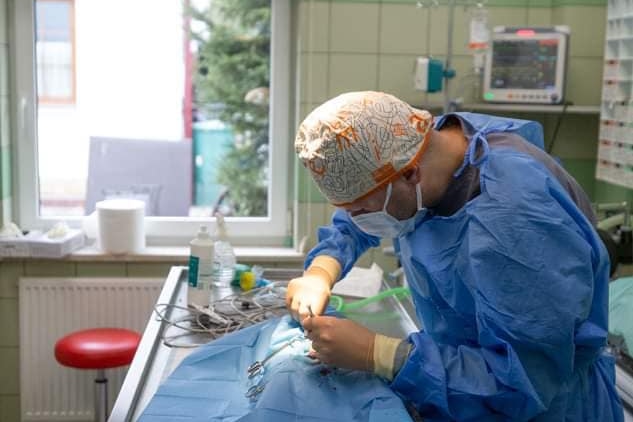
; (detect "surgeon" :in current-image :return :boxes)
[287,91,624,421]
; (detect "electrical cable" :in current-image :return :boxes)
[547,100,572,154]
[153,283,289,347]
[155,284,412,348]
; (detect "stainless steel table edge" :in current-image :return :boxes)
[109,265,187,422]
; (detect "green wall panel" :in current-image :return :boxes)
[0,298,18,347]
[334,0,606,6]
[560,158,597,201]
[1,144,10,200]
[594,180,633,205]
[0,396,20,422]
[0,347,19,395]
[296,164,327,204]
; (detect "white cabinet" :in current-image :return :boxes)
[597,0,633,188]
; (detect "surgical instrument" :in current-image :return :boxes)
[245,383,266,399]
[247,335,305,378]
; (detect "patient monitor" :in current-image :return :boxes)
[483,26,570,104]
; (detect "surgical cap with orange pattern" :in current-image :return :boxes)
[294,91,433,205]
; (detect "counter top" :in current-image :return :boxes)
[0,245,305,263]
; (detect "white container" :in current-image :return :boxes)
[96,199,145,254]
[29,229,85,258]
[189,225,214,296]
[0,231,41,257]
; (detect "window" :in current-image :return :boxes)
[12,0,291,246]
[35,0,75,104]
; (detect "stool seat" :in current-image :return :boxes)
[55,328,141,370]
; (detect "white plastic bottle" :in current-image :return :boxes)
[211,213,236,287]
[188,225,214,302]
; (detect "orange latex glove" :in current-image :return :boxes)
[302,315,376,372]
[286,255,341,321]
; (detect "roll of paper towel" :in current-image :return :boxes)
[96,199,145,254]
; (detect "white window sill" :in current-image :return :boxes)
[1,244,305,264]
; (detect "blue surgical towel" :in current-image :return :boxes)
[139,315,413,421]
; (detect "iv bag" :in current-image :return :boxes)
[469,4,489,72]
[469,5,489,50]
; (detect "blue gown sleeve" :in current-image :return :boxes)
[304,208,381,277]
[390,155,609,420]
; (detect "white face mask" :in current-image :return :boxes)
[350,182,426,238]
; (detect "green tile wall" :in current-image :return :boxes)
[0,43,10,226]
[0,396,19,422]
[1,0,9,227]
[594,181,633,204]
[340,0,607,5]
[561,158,598,198]
[0,0,17,415]
[0,144,10,200]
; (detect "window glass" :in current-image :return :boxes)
[16,0,290,243]
[36,0,74,102]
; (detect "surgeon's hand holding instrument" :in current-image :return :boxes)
[286,255,341,321]
[303,316,376,372]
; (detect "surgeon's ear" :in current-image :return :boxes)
[402,166,421,185]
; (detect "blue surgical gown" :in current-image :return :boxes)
[306,113,624,421]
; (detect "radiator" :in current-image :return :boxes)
[19,277,163,421]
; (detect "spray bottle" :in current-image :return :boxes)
[211,213,236,287]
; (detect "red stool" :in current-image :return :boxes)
[55,328,141,422]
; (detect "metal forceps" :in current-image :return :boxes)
[245,383,265,399]
[247,335,304,378]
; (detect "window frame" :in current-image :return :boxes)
[11,0,292,247]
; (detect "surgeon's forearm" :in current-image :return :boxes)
[373,334,412,381]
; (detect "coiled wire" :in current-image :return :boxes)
[153,283,288,348]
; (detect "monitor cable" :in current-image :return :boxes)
[547,100,572,155]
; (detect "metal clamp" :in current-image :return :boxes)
[245,383,265,398]
[247,335,304,378]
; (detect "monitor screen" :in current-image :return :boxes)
[490,39,559,90]
[483,27,569,104]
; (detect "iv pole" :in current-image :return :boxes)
[416,0,459,114]
[444,0,456,114]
